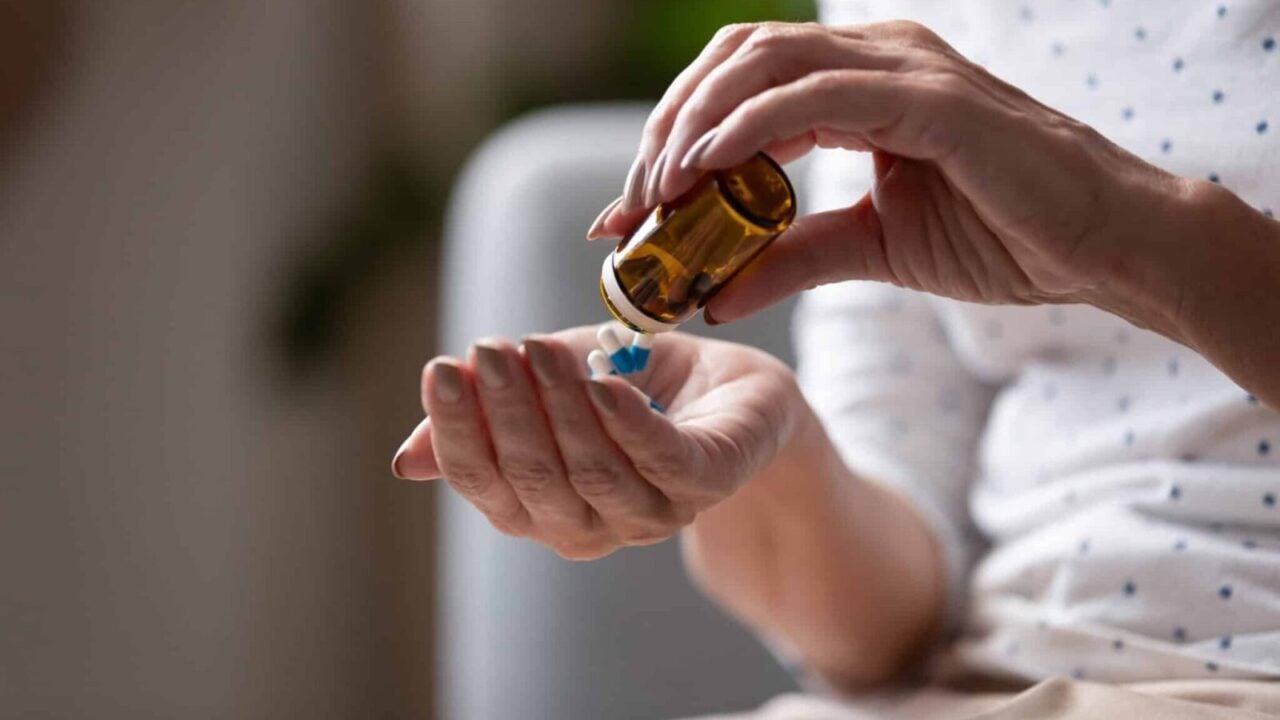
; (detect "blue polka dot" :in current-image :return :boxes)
[1248,394,1260,405]
[1168,358,1180,376]
[1099,0,1110,7]
[1213,89,1225,103]
[1170,484,1182,500]
[1173,57,1184,72]
[1220,635,1233,649]
[1264,37,1276,52]
[1217,5,1228,18]
[1174,627,1188,642]
[1264,209,1275,219]
[1019,5,1034,22]
[1072,667,1087,679]
[1122,107,1135,121]
[1209,172,1221,184]
[1261,440,1272,456]
[1124,580,1137,596]
[1180,453,1199,463]
[1174,538,1188,551]
[1113,638,1125,651]
[1052,41,1066,56]
[1135,27,1147,40]
[1117,395,1131,412]
[1124,429,1136,446]
[1243,539,1258,550]
[1160,138,1173,153]
[1259,120,1270,135]
[1079,538,1091,555]
[1207,661,1220,672]
[1086,73,1099,89]
[1103,356,1118,375]
[1264,492,1276,507]
[1219,584,1233,600]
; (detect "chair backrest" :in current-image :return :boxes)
[436,104,800,720]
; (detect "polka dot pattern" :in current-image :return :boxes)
[808,0,1280,686]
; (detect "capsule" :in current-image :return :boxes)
[596,325,636,374]
[599,152,797,334]
[586,349,616,378]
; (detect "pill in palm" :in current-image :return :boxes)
[586,349,616,378]
[596,324,636,374]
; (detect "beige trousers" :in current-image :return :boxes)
[680,678,1280,719]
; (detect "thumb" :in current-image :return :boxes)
[704,192,890,325]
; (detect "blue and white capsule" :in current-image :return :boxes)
[596,324,636,374]
[630,331,653,372]
[586,349,617,378]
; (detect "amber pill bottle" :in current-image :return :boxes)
[599,152,797,334]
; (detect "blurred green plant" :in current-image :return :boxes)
[274,0,815,375]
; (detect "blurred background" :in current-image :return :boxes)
[0,0,817,718]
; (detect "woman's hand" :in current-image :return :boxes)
[392,326,801,560]
[586,19,1280,407]
[586,21,1227,334]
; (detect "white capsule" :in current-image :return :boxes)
[597,325,625,354]
[631,331,653,350]
[630,330,653,371]
[586,349,615,378]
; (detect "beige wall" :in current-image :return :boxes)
[0,0,438,716]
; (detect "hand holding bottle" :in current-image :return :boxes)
[587,19,1280,407]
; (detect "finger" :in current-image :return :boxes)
[522,337,677,544]
[584,375,728,508]
[657,31,903,203]
[470,340,593,530]
[392,416,440,480]
[705,193,891,324]
[622,22,765,212]
[691,69,967,170]
[423,357,531,536]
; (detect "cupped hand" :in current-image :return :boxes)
[392,326,800,560]
[586,20,1194,331]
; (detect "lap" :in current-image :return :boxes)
[675,677,1280,720]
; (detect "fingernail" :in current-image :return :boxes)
[474,344,511,389]
[645,149,669,208]
[703,306,722,326]
[621,154,647,213]
[522,337,561,388]
[681,128,718,170]
[391,441,409,479]
[586,379,618,415]
[430,360,464,403]
[586,197,623,240]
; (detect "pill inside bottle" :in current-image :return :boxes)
[599,152,797,334]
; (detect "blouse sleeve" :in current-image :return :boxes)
[791,153,996,631]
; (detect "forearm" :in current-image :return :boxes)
[1107,177,1280,408]
[680,390,945,691]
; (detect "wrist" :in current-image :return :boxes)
[1099,172,1280,403]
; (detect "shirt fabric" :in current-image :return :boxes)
[799,0,1280,683]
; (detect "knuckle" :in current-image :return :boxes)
[713,22,759,47]
[445,465,495,496]
[498,456,560,495]
[566,459,623,499]
[632,451,689,484]
[486,507,528,537]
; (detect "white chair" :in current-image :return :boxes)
[436,104,802,720]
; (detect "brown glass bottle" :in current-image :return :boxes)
[599,152,797,334]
